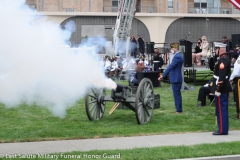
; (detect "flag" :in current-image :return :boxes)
[229,0,240,9]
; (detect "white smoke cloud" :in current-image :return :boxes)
[0,0,117,118]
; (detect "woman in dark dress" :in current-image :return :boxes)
[192,39,202,65]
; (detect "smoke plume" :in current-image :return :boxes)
[0,0,116,118]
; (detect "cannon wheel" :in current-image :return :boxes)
[85,88,106,121]
[135,78,154,124]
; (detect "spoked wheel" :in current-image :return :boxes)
[135,78,154,124]
[85,88,106,121]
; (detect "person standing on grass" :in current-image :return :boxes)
[229,53,240,120]
[137,35,145,55]
[152,46,164,71]
[212,42,232,135]
[158,43,184,113]
[130,35,137,58]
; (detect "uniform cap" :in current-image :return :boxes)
[154,46,158,49]
[214,42,227,48]
[170,43,179,48]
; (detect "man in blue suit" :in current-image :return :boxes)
[158,43,184,113]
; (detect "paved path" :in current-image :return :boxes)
[1,130,240,159]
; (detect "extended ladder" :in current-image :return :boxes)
[113,0,137,57]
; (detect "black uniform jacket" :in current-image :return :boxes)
[213,54,232,93]
[153,53,164,69]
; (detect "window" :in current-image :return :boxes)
[168,0,173,8]
[65,8,74,12]
[28,4,36,9]
[112,0,118,12]
[194,0,207,8]
[112,0,142,12]
[112,0,118,7]
[194,0,207,2]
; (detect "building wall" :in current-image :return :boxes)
[91,0,103,12]
[175,0,188,13]
[28,0,240,47]
[141,0,155,7]
[26,0,36,4]
[44,13,240,47]
[156,0,167,13]
[103,0,111,6]
[79,0,89,12]
[188,0,194,9]
[165,17,240,48]
[25,0,239,13]
[60,16,151,46]
[222,0,232,8]
[136,16,177,46]
[44,0,59,12]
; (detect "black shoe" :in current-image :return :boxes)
[212,131,228,135]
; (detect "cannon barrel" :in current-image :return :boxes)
[112,84,132,101]
[115,84,126,92]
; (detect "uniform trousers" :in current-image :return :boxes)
[215,94,229,134]
[131,48,137,58]
[139,45,145,54]
[198,87,214,105]
[172,82,182,112]
[153,62,160,72]
[233,79,240,118]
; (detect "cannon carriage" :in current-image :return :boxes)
[85,78,160,124]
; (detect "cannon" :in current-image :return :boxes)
[85,78,157,124]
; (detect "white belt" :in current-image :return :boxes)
[213,75,228,79]
[153,61,160,63]
[214,75,229,85]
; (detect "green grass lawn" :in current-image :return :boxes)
[1,74,240,160]
[63,142,240,160]
[0,78,239,143]
[4,141,240,160]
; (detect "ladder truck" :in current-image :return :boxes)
[113,0,138,57]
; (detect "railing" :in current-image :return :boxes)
[136,6,157,13]
[25,1,240,14]
[188,7,239,14]
[103,6,157,13]
[233,9,240,14]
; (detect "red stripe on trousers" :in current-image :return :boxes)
[218,97,223,133]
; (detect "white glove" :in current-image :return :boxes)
[215,91,221,97]
[203,84,209,87]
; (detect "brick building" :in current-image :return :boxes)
[25,0,240,49]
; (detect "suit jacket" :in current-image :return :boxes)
[163,52,184,83]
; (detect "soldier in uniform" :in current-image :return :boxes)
[212,42,232,135]
[196,77,214,107]
[229,53,240,120]
[152,46,164,71]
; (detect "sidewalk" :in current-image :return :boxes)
[1,130,240,157]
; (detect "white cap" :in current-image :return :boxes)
[154,46,158,49]
[214,42,227,48]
